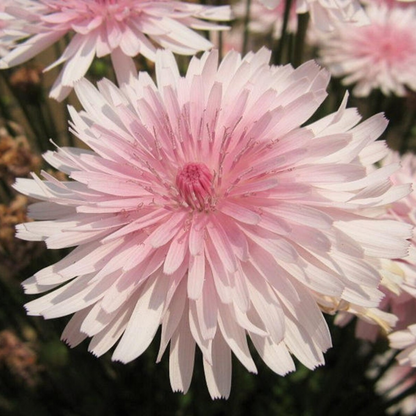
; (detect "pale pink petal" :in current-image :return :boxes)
[203,332,232,399]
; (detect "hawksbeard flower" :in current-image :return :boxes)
[317,4,416,96]
[365,349,416,416]
[363,0,416,8]
[334,151,416,341]
[374,354,416,415]
[14,49,412,399]
[259,0,369,31]
[0,0,231,101]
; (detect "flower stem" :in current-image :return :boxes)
[242,0,252,56]
[293,13,309,67]
[273,0,293,65]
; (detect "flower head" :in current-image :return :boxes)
[383,152,416,301]
[318,4,416,96]
[0,0,231,101]
[334,151,416,341]
[259,0,369,31]
[14,49,412,398]
[369,350,416,416]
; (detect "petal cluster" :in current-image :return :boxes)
[0,0,31,57]
[14,49,412,398]
[0,0,231,100]
[317,4,416,96]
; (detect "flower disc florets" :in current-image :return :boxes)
[14,49,412,399]
[176,163,214,211]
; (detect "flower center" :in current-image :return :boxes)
[95,0,120,4]
[176,163,213,211]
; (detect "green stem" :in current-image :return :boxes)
[273,0,293,65]
[0,179,13,204]
[218,31,224,61]
[242,0,252,56]
[293,13,309,67]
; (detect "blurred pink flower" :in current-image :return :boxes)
[373,351,416,415]
[0,0,231,101]
[14,49,412,398]
[318,4,416,96]
[364,0,416,8]
[388,328,416,415]
[259,0,368,31]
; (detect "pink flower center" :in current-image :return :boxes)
[176,163,213,211]
[45,0,141,24]
[359,25,416,64]
[95,0,118,4]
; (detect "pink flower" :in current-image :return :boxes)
[0,0,231,101]
[372,351,416,415]
[14,49,412,398]
[389,326,416,413]
[334,151,416,341]
[259,0,369,31]
[318,4,416,96]
[383,152,416,308]
[364,0,416,8]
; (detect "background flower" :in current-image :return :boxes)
[374,353,416,415]
[317,4,416,96]
[13,48,412,398]
[0,0,231,101]
[259,0,369,31]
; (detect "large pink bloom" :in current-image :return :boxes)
[14,49,412,398]
[0,0,231,101]
[318,4,416,96]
